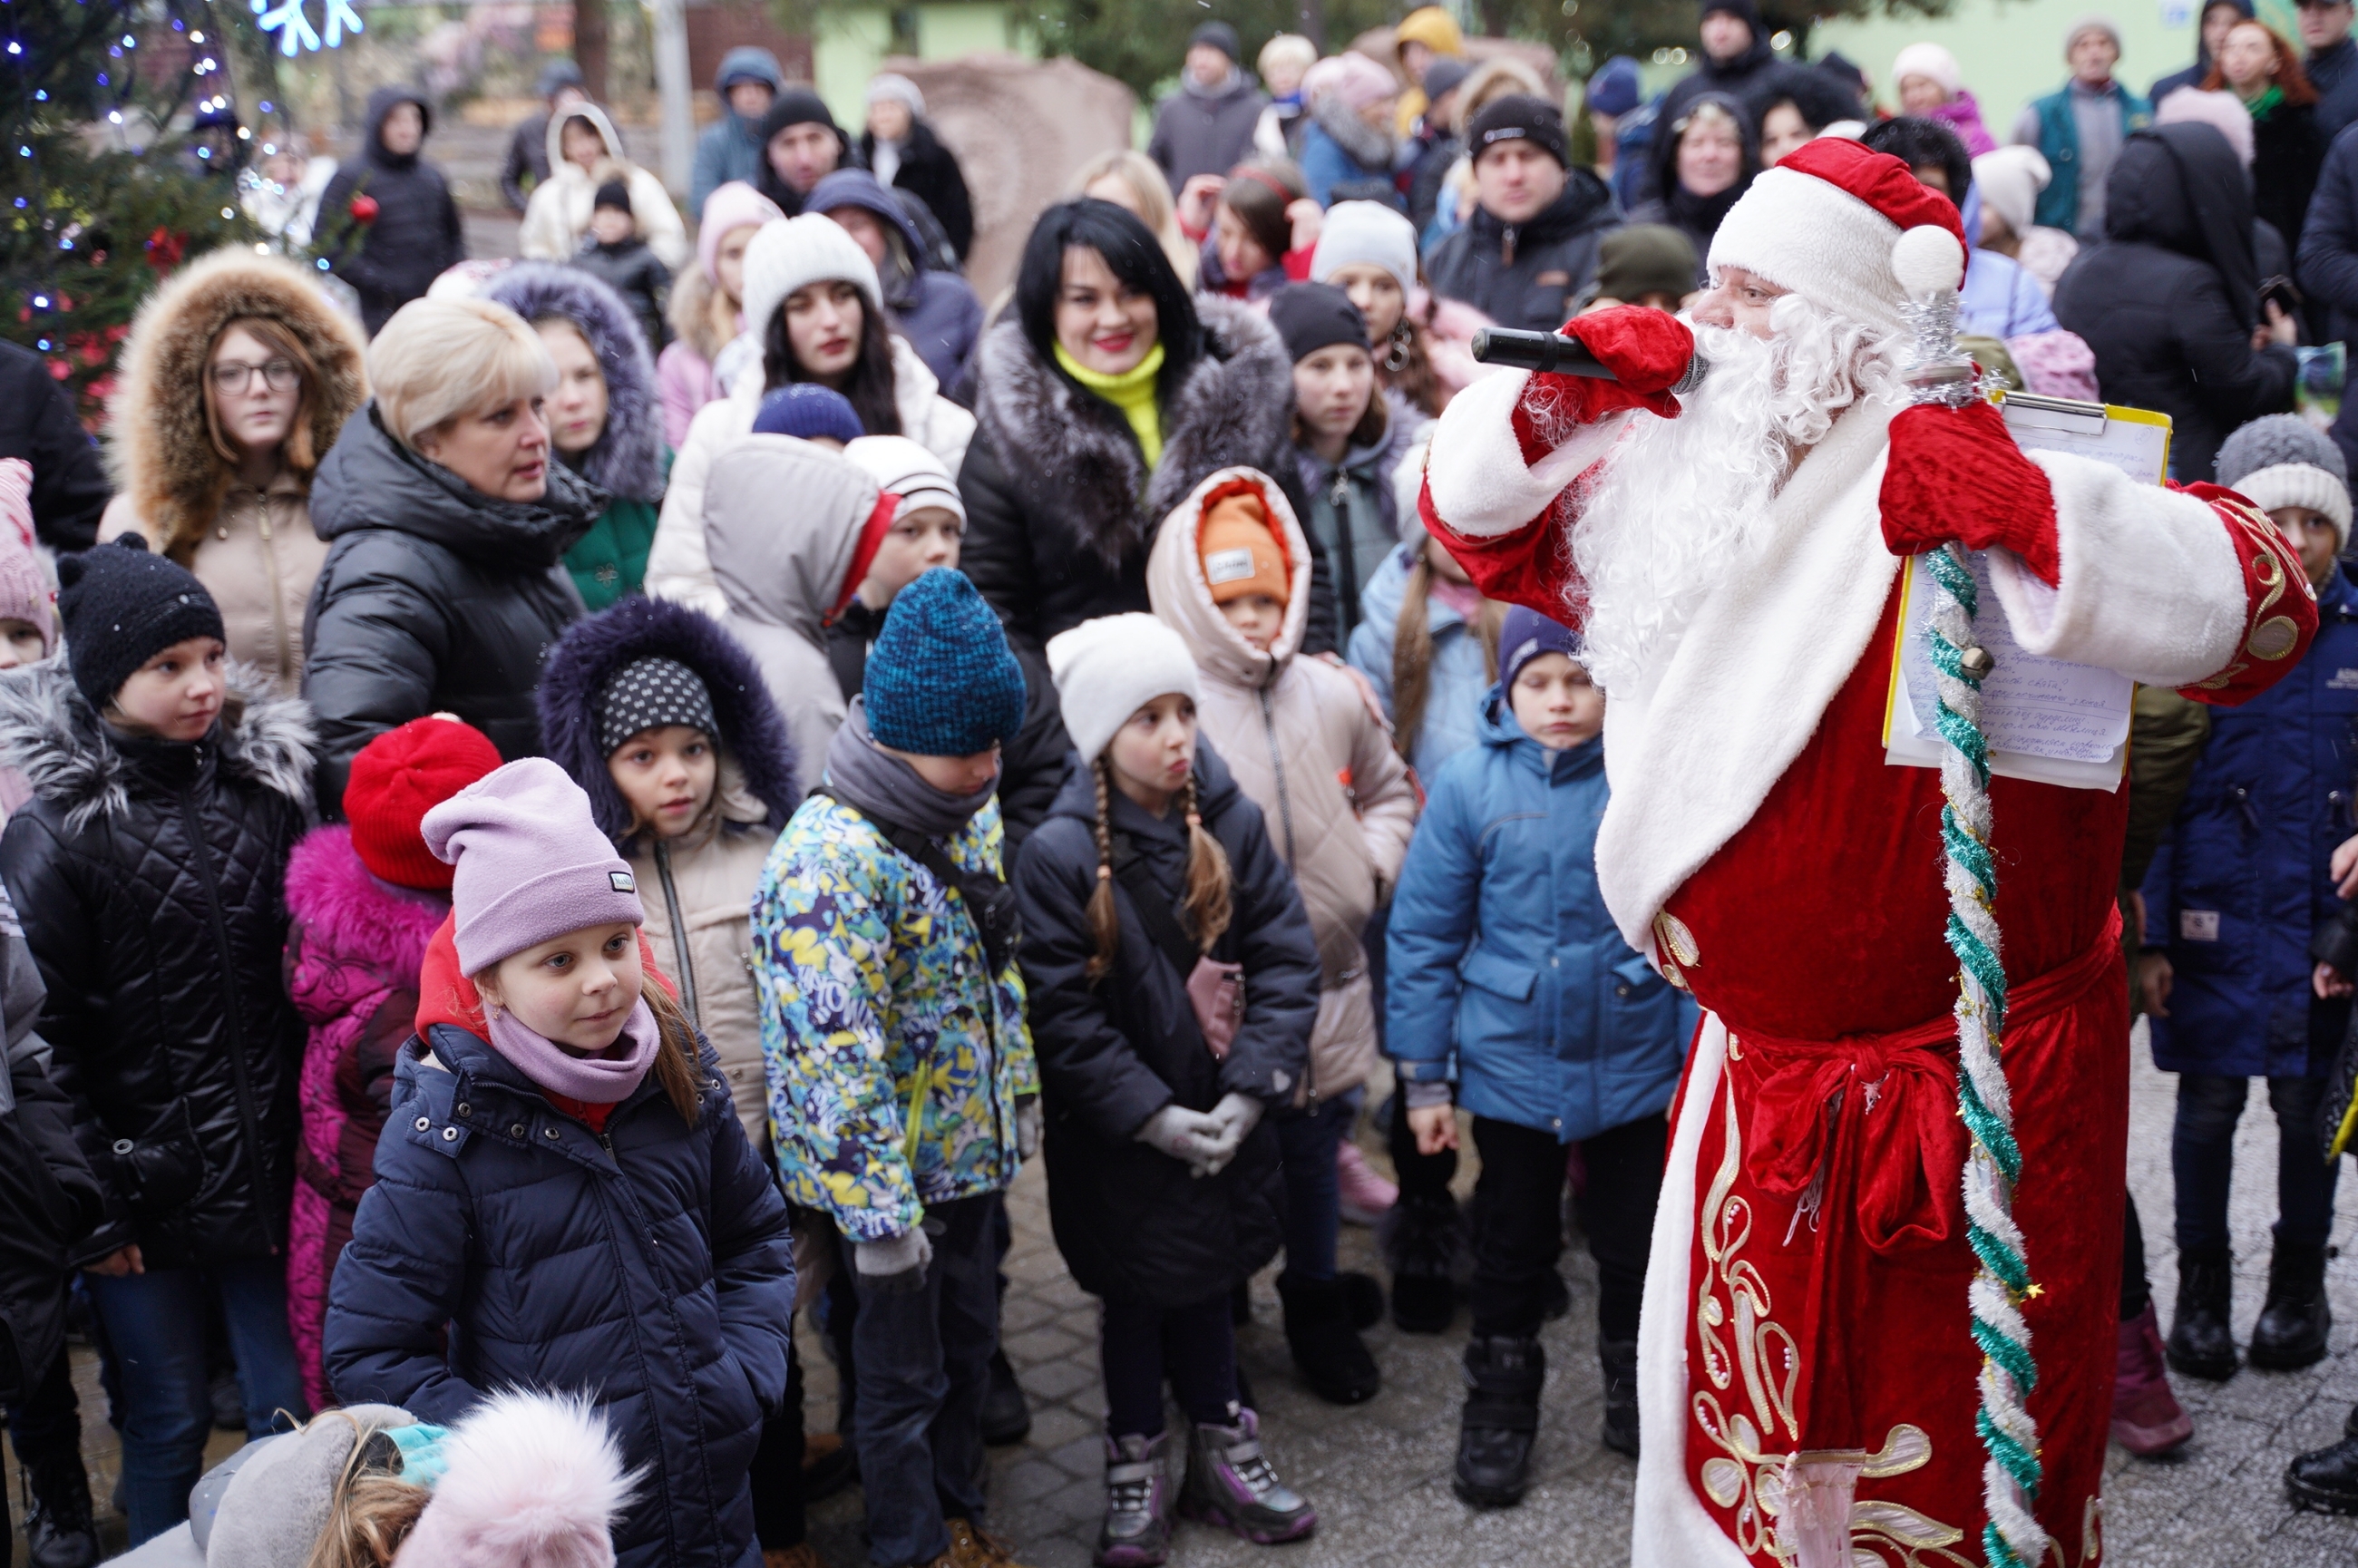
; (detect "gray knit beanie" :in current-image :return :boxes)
[2217,414,2352,545]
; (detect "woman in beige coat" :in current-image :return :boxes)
[1146,463,1418,1407]
[102,248,368,693]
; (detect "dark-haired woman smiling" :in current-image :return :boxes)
[960,197,1335,841]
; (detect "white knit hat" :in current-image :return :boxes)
[865,73,925,116]
[1311,200,1419,297]
[1891,43,1963,98]
[843,434,965,526]
[739,214,883,340]
[1046,613,1202,765]
[1707,136,1967,333]
[1970,145,2051,242]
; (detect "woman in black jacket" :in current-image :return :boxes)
[2055,122,2300,481]
[304,296,601,814]
[961,200,1333,840]
[2206,19,2326,266]
[0,541,314,1545]
[1625,92,1759,289]
[315,88,466,336]
[860,75,976,261]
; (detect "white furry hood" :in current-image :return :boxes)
[394,1391,636,1568]
[0,658,315,832]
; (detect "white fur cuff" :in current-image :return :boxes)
[1423,367,1628,539]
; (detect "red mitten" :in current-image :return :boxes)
[1509,307,1694,463]
[1877,400,2061,586]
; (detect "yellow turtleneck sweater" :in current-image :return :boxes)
[1054,341,1165,471]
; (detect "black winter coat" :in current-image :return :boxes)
[304,404,600,815]
[0,904,106,1402]
[326,1022,795,1568]
[0,666,312,1271]
[860,120,975,261]
[317,89,466,336]
[0,341,107,550]
[2252,101,2326,278]
[1424,170,1622,333]
[2055,129,2297,482]
[1012,745,1317,1304]
[2299,121,2358,475]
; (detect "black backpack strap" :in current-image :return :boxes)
[1109,833,1202,984]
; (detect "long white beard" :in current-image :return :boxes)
[1564,297,1901,694]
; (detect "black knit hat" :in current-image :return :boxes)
[1190,20,1242,62]
[1268,282,1370,363]
[597,657,717,755]
[56,537,226,707]
[1466,94,1568,170]
[592,178,633,214]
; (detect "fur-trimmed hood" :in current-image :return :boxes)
[283,823,447,1009]
[537,593,800,844]
[0,658,315,832]
[970,295,1294,570]
[483,263,665,502]
[106,248,369,562]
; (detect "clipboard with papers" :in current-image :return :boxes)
[1880,394,2173,791]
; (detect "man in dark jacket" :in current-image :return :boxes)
[753,86,855,217]
[690,45,785,215]
[860,73,976,261]
[2304,0,2358,141]
[1643,0,1817,200]
[1147,22,1269,194]
[499,60,587,212]
[0,891,108,1566]
[2300,120,2358,474]
[317,87,466,336]
[0,341,107,550]
[1425,96,1620,333]
[809,168,981,387]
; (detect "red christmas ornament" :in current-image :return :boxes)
[349,193,379,223]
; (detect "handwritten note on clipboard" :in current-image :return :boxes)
[1881,394,2172,791]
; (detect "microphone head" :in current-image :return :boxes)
[1670,352,1710,397]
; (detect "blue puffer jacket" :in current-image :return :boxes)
[1347,541,1491,779]
[2142,566,2358,1079]
[1385,687,1686,1141]
[2140,563,2358,1075]
[324,1018,795,1568]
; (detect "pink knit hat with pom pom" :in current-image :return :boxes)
[392,1391,637,1568]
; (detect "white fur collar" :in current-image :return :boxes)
[1595,396,1902,950]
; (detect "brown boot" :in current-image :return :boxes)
[945,1517,1036,1568]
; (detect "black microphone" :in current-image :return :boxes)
[1469,326,1710,396]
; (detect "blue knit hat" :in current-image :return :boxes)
[1498,605,1583,691]
[1586,56,1643,120]
[864,569,1028,756]
[754,384,865,445]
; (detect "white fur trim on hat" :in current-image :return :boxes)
[1311,200,1418,297]
[1708,163,1905,331]
[1892,43,1963,98]
[739,214,884,344]
[2227,462,2353,544]
[843,433,966,526]
[1046,612,1203,766]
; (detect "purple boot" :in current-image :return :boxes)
[1178,1408,1317,1544]
[1095,1431,1171,1566]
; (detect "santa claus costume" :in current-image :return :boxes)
[1418,139,2315,1568]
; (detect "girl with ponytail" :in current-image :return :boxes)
[1011,612,1324,1566]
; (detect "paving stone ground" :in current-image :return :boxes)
[15,1030,2358,1563]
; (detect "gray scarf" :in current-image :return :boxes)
[823,698,998,840]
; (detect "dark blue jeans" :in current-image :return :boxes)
[83,1256,307,1544]
[839,1193,999,1568]
[2173,1071,2343,1253]
[1276,1093,1353,1281]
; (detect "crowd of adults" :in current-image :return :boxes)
[12,5,2358,1563]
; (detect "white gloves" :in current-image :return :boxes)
[1198,1092,1265,1175]
[853,1228,933,1294]
[1016,1095,1042,1160]
[1135,1103,1224,1167]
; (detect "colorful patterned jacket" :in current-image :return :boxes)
[754,792,1038,1241]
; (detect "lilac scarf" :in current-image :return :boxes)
[486,997,661,1104]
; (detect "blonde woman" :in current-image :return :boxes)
[301,297,603,813]
[102,249,368,693]
[1068,149,1199,287]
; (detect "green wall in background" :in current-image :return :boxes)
[812,1,1036,128]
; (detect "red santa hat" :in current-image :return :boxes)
[1705,137,1967,334]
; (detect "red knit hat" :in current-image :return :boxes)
[346,716,505,890]
[1706,136,1966,332]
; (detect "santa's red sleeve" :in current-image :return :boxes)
[1980,461,2317,706]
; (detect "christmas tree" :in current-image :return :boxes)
[2,0,260,421]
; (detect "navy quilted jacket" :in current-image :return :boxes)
[324,1021,794,1568]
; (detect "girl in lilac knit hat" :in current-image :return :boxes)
[321,757,797,1568]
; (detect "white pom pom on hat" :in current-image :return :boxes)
[1891,223,1967,299]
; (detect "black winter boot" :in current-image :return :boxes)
[20,1451,99,1568]
[2289,1419,2358,1514]
[1340,1271,1385,1330]
[2249,1241,2332,1370]
[982,1346,1033,1445]
[1380,1195,1467,1335]
[1599,1339,1640,1457]
[1454,1336,1544,1507]
[1276,1271,1380,1405]
[2166,1245,2240,1381]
